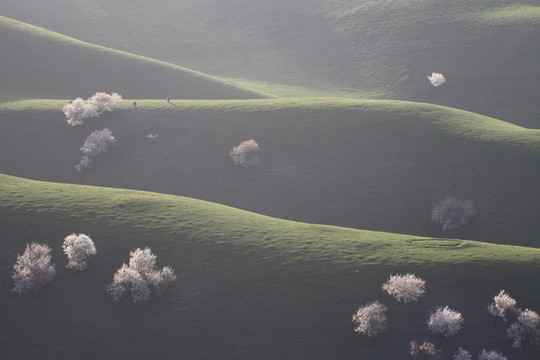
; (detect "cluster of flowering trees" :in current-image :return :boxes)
[353,273,428,338]
[64,96,264,172]
[62,92,121,171]
[11,234,96,294]
[352,274,538,358]
[106,248,176,303]
[11,235,175,303]
[63,92,122,126]
[64,95,265,171]
[488,290,540,349]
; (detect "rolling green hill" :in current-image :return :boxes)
[1,98,539,247]
[0,16,270,103]
[1,173,539,360]
[2,0,539,126]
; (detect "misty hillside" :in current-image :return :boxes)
[2,98,539,247]
[2,0,539,126]
[0,16,269,102]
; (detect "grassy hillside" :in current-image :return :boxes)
[2,0,539,126]
[1,98,539,247]
[0,16,270,103]
[1,173,540,360]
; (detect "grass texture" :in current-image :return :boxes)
[1,173,540,359]
[1,98,539,247]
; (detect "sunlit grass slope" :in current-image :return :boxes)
[3,0,539,126]
[1,173,539,360]
[1,98,539,247]
[0,16,270,103]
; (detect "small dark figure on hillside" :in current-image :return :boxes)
[68,100,73,104]
[133,101,137,108]
[166,96,170,103]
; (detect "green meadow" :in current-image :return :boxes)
[1,98,539,247]
[1,173,539,359]
[0,5,539,359]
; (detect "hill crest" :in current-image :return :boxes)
[0,15,272,102]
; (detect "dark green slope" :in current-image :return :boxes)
[0,16,270,102]
[1,173,539,360]
[1,98,539,247]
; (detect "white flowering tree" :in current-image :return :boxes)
[12,243,56,294]
[62,233,97,271]
[427,306,464,337]
[409,340,442,360]
[352,301,388,337]
[431,197,474,231]
[63,97,90,126]
[488,290,519,322]
[62,92,122,126]
[507,309,540,348]
[86,92,123,117]
[453,348,472,360]
[76,128,116,171]
[230,139,261,167]
[428,72,446,87]
[107,247,176,303]
[477,349,508,360]
[382,273,426,303]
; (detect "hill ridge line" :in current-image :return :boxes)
[0,15,275,99]
[3,172,540,255]
[2,97,538,150]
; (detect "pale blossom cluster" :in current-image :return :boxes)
[382,273,426,303]
[63,92,122,126]
[507,309,540,348]
[107,247,176,303]
[409,340,442,360]
[76,128,116,171]
[62,98,89,126]
[488,290,518,321]
[428,72,446,87]
[431,197,474,231]
[230,139,261,167]
[453,348,472,360]
[62,233,97,271]
[12,243,56,294]
[487,289,540,348]
[427,306,464,337]
[11,239,176,304]
[352,301,388,337]
[477,349,508,360]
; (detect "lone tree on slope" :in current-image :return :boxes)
[12,243,56,294]
[431,197,474,231]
